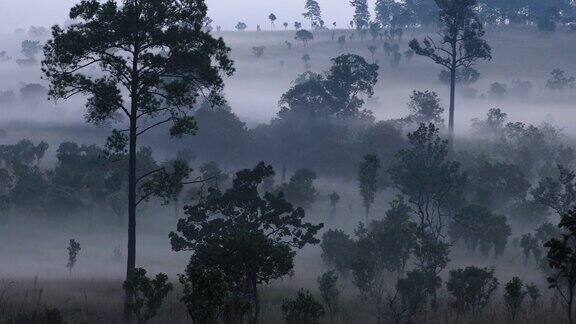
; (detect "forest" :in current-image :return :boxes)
[1,0,576,323]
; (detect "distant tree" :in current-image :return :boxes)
[391,51,402,67]
[20,40,42,60]
[282,289,325,324]
[367,45,377,62]
[388,123,467,238]
[351,0,370,39]
[303,0,322,28]
[337,35,346,48]
[488,82,507,99]
[369,22,382,41]
[406,90,445,126]
[375,0,397,27]
[252,46,265,58]
[404,49,414,61]
[123,268,173,324]
[294,21,303,30]
[546,69,575,91]
[520,233,541,266]
[66,239,81,277]
[279,54,378,121]
[199,161,229,190]
[409,0,492,141]
[236,22,248,31]
[526,283,541,307]
[301,54,311,70]
[504,277,527,322]
[321,229,356,276]
[446,266,499,314]
[295,29,314,48]
[328,191,340,215]
[317,271,339,322]
[358,154,380,218]
[283,22,289,30]
[279,168,318,209]
[532,165,576,217]
[170,163,323,323]
[545,209,576,324]
[449,205,511,258]
[269,13,277,30]
[42,1,234,318]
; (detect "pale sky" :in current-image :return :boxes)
[0,0,379,33]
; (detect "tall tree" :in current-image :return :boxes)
[351,0,371,39]
[303,0,322,28]
[409,0,491,142]
[358,154,380,218]
[42,0,234,318]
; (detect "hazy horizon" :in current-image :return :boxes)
[0,0,379,33]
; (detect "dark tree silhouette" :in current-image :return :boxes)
[446,266,499,314]
[123,268,173,324]
[295,29,314,48]
[42,0,234,318]
[66,239,81,277]
[170,162,323,323]
[303,0,322,28]
[504,277,526,322]
[545,209,576,324]
[358,154,380,218]
[409,0,491,141]
[351,0,371,39]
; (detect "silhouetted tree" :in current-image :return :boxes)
[328,191,340,216]
[303,0,322,28]
[351,0,370,40]
[42,1,234,318]
[409,0,491,140]
[282,289,325,324]
[318,271,339,322]
[446,266,499,314]
[504,277,526,322]
[66,239,81,277]
[236,22,248,31]
[267,13,277,30]
[295,29,314,48]
[170,163,323,323]
[358,154,380,218]
[123,268,173,324]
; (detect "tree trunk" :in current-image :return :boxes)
[448,64,456,141]
[250,278,260,324]
[123,113,137,321]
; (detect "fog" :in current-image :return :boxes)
[1,0,576,323]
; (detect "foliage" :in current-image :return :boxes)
[405,90,445,126]
[449,204,511,258]
[317,271,339,320]
[281,289,325,324]
[545,209,576,324]
[446,266,499,314]
[66,239,81,276]
[388,123,467,237]
[321,229,355,276]
[178,263,230,324]
[123,268,173,324]
[532,165,576,216]
[278,168,318,209]
[295,30,314,47]
[358,154,380,217]
[170,162,323,322]
[504,277,526,321]
[546,69,575,91]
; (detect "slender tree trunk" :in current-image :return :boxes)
[123,113,137,321]
[124,52,140,321]
[250,278,259,324]
[448,40,457,151]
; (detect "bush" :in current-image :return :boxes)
[446,266,499,314]
[281,289,325,324]
[123,268,173,323]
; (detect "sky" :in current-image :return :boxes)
[0,0,378,33]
